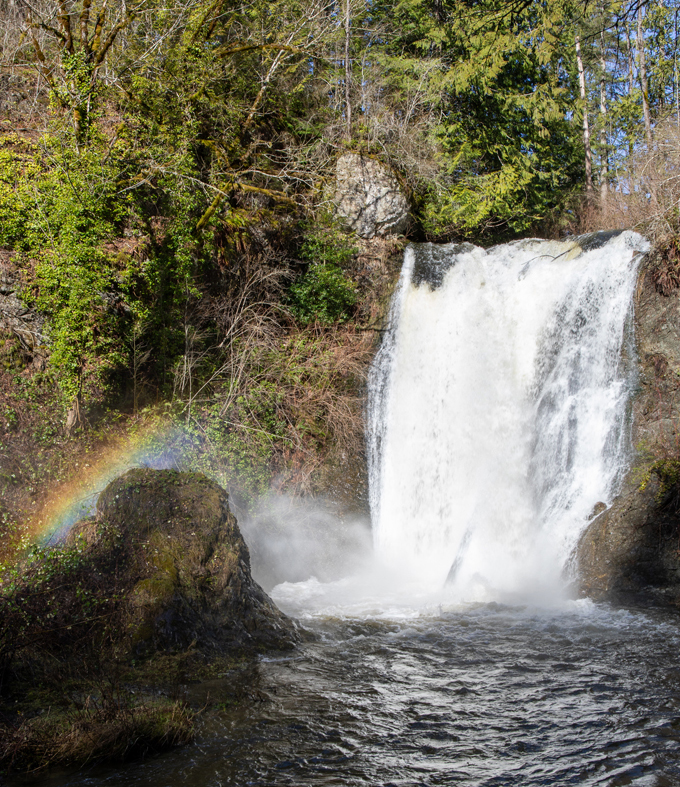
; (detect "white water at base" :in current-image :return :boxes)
[366,231,649,599]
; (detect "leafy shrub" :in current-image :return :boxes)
[299,223,357,268]
[289,264,357,324]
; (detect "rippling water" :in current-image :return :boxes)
[26,598,680,787]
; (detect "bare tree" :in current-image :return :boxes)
[576,33,594,198]
[637,5,653,149]
[599,30,608,211]
[344,0,351,138]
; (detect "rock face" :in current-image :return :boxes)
[577,259,680,603]
[0,255,46,355]
[334,153,411,239]
[577,476,680,602]
[68,469,299,658]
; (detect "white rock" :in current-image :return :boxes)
[334,153,411,239]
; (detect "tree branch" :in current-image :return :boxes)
[93,10,136,66]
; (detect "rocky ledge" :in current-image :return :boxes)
[577,244,680,605]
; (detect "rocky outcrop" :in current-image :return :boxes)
[577,475,680,602]
[3,469,298,676]
[0,469,297,772]
[334,153,411,239]
[0,254,46,355]
[577,255,680,603]
[90,468,299,657]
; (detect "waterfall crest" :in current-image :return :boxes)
[367,231,649,597]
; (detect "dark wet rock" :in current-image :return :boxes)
[411,243,476,290]
[576,229,625,253]
[1,469,299,674]
[577,258,680,604]
[85,468,300,657]
[334,153,411,239]
[0,470,298,771]
[588,501,607,521]
[577,475,680,603]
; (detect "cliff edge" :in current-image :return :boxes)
[577,248,680,603]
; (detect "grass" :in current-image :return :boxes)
[0,693,194,773]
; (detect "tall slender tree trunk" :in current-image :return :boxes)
[637,7,657,206]
[676,11,680,129]
[599,31,608,212]
[344,0,351,139]
[637,7,653,148]
[575,34,594,199]
[676,54,680,130]
[625,23,636,192]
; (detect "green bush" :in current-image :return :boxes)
[298,223,357,268]
[289,264,357,324]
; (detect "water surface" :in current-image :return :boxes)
[27,599,680,787]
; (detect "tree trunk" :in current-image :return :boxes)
[344,0,352,139]
[676,12,680,129]
[637,7,653,148]
[676,55,680,130]
[599,32,608,211]
[575,34,594,199]
[637,6,657,206]
[625,23,636,192]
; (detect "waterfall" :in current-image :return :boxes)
[367,231,649,597]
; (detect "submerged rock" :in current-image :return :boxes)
[334,153,411,239]
[577,256,680,604]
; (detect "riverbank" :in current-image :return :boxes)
[0,469,298,776]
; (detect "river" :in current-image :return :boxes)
[25,594,680,787]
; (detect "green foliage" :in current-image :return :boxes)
[299,223,358,268]
[289,264,357,324]
[0,124,217,407]
[0,136,37,248]
[0,133,134,403]
[368,0,583,239]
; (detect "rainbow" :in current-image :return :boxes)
[30,418,189,545]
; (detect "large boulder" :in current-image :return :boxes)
[88,468,299,657]
[334,153,411,238]
[1,469,298,674]
[0,469,297,772]
[576,253,680,603]
[577,474,680,603]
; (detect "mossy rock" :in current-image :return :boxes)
[90,469,299,658]
[1,469,298,690]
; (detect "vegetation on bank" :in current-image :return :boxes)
[0,509,196,775]
[1,694,194,773]
[0,0,677,480]
[0,467,298,776]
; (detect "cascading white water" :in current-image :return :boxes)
[367,231,650,598]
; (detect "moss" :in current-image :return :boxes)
[638,457,680,505]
